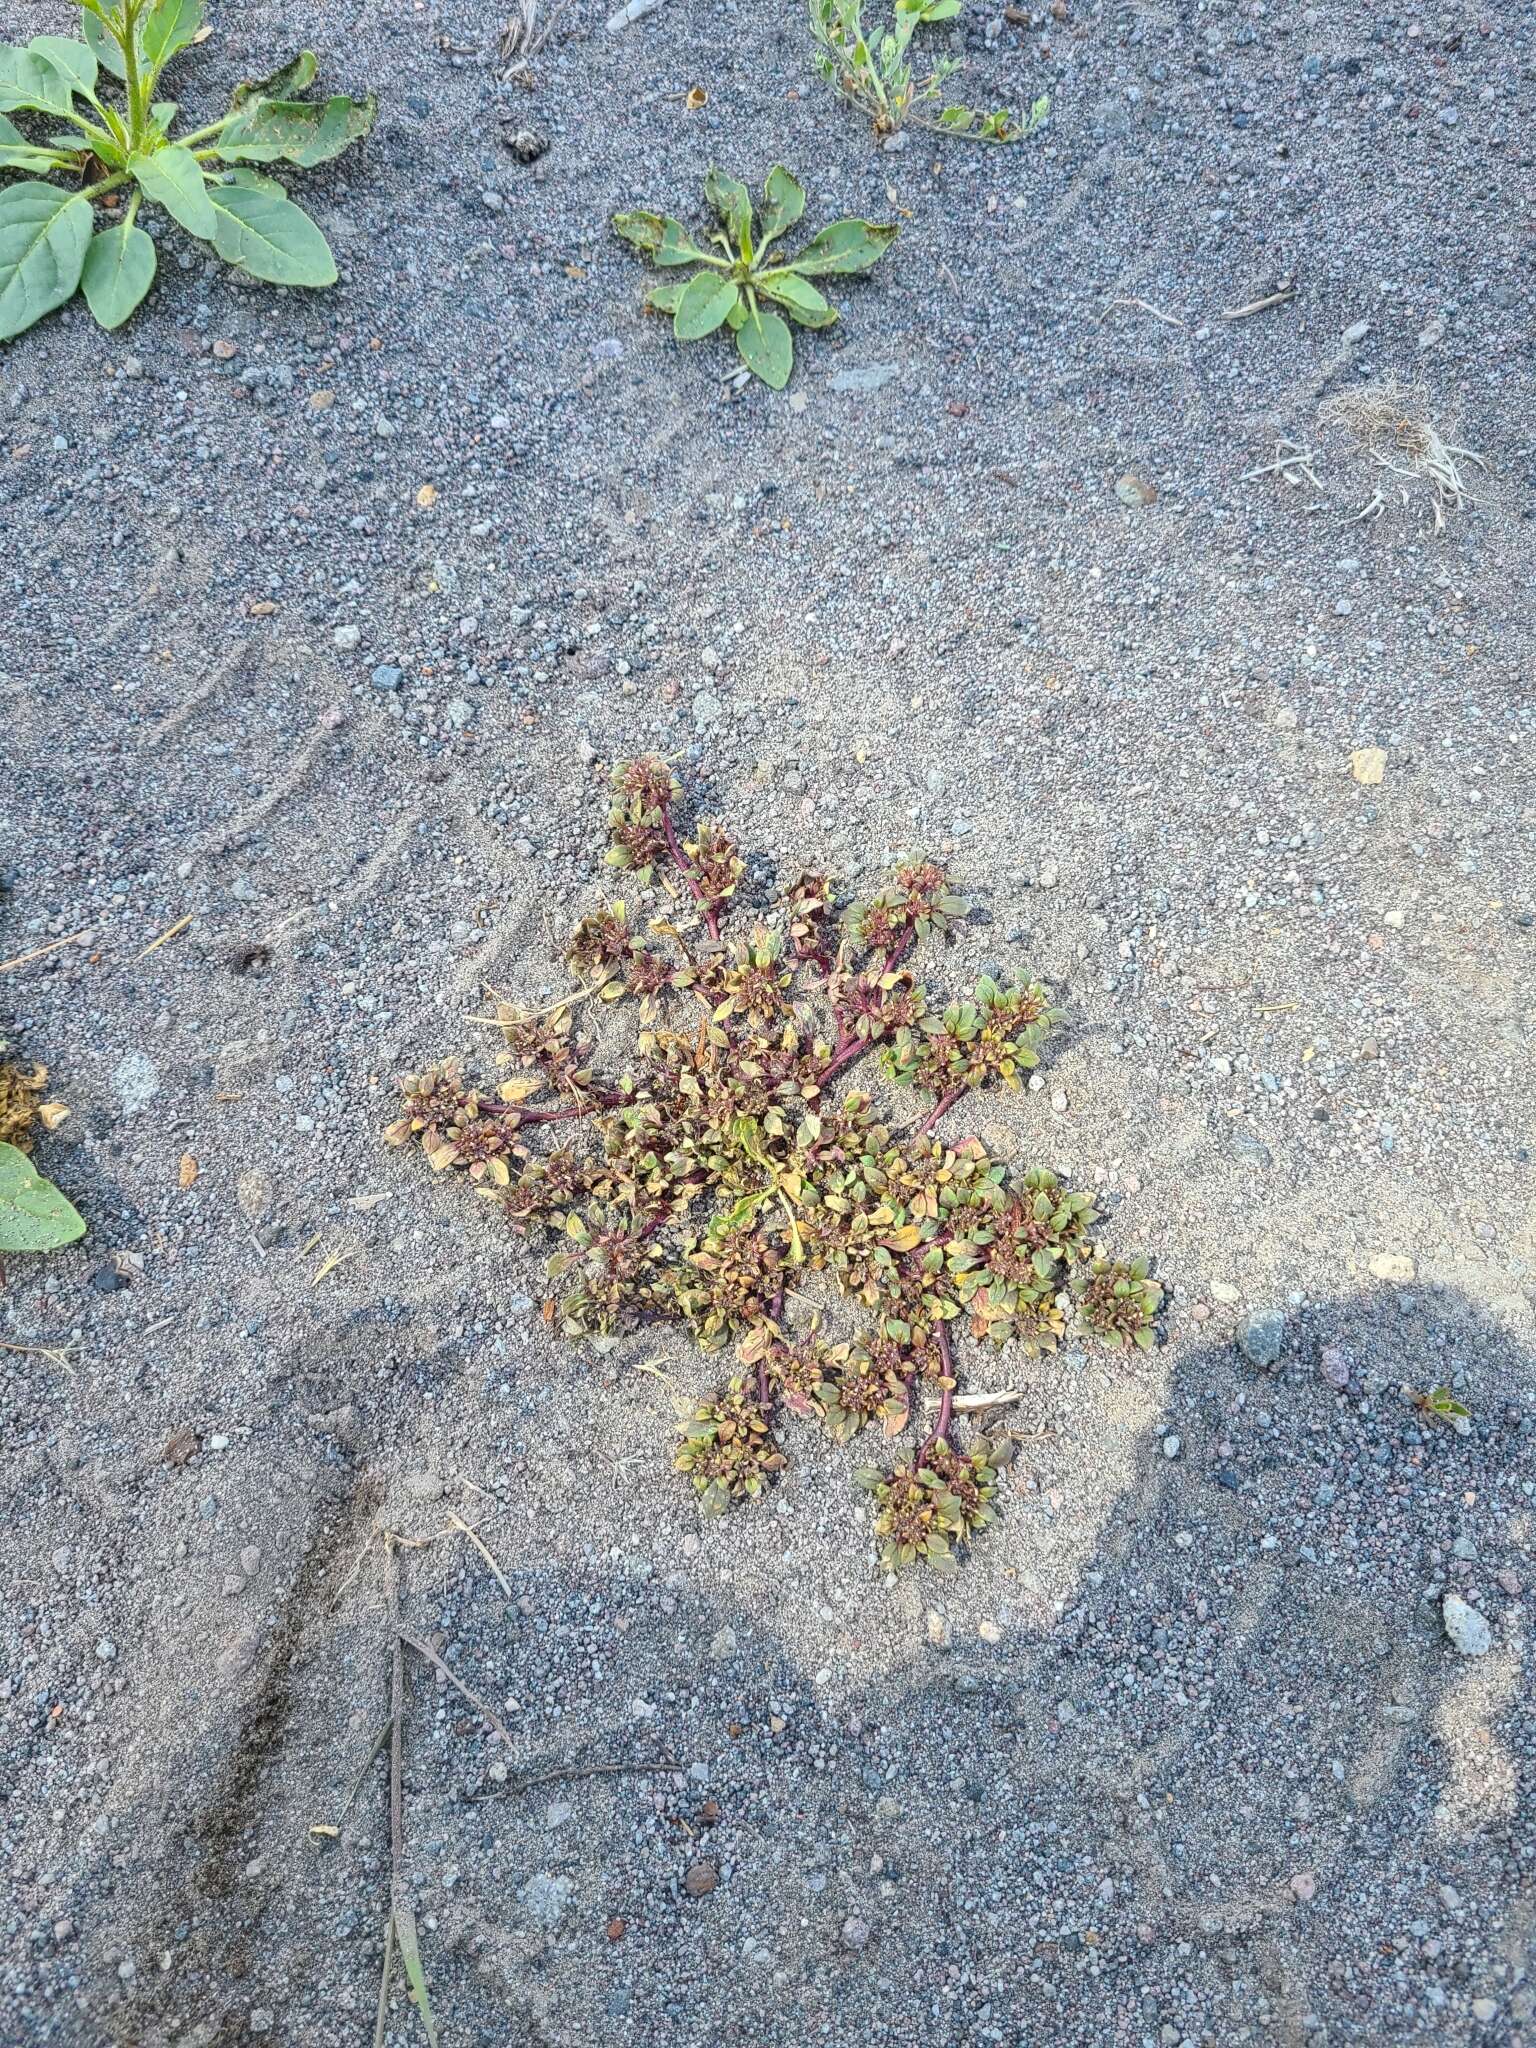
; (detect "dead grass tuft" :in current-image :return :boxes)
[1320,377,1488,533]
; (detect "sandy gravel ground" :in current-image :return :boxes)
[2,1,1534,2044]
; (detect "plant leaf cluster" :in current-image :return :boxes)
[0,3,374,343]
[613,165,896,389]
[807,0,1049,144]
[387,762,1162,1573]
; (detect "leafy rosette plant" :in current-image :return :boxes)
[613,166,896,390]
[0,3,374,342]
[387,758,1167,1575]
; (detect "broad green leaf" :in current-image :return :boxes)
[0,113,20,144]
[656,216,711,267]
[150,100,178,135]
[735,305,792,390]
[0,182,91,342]
[758,164,805,252]
[226,165,284,196]
[0,1141,86,1253]
[724,295,746,331]
[788,218,898,277]
[82,14,128,82]
[673,269,737,341]
[139,0,205,74]
[206,181,336,285]
[757,269,838,329]
[612,208,663,255]
[80,220,156,327]
[704,167,752,256]
[645,279,685,314]
[215,92,376,169]
[0,46,77,117]
[0,141,80,173]
[29,35,97,97]
[130,143,216,238]
[230,50,318,109]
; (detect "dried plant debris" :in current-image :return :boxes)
[0,1053,67,1152]
[1321,378,1488,533]
[386,761,1163,1573]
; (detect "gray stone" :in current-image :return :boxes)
[1236,1309,1286,1367]
[692,690,722,727]
[829,363,899,395]
[520,1873,573,1928]
[112,1051,160,1116]
[332,624,360,651]
[371,664,403,691]
[1442,1594,1491,1658]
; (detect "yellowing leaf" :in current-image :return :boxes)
[178,1153,199,1189]
[1351,746,1387,786]
[415,483,438,509]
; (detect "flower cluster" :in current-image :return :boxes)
[387,760,1164,1572]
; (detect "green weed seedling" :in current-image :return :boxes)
[808,0,1048,144]
[0,1,375,342]
[614,166,896,390]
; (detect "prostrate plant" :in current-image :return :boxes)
[808,0,1049,144]
[613,166,896,390]
[0,2,375,342]
[387,762,1163,1575]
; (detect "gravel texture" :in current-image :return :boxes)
[2,1,1534,2044]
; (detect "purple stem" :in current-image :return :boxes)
[918,1325,956,1464]
[817,1035,869,1090]
[758,1288,785,1409]
[661,804,720,940]
[914,1085,965,1138]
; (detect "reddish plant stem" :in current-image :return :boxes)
[661,804,720,940]
[817,1035,870,1090]
[914,1084,965,1138]
[758,1286,786,1409]
[882,929,916,975]
[918,1325,957,1464]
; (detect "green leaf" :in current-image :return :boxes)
[139,0,205,73]
[613,208,664,255]
[0,45,77,117]
[80,220,156,328]
[673,269,738,342]
[0,1141,86,1253]
[656,217,711,267]
[758,165,805,253]
[391,1902,440,2048]
[704,166,752,255]
[756,269,837,329]
[130,143,216,237]
[230,50,318,109]
[82,14,127,82]
[206,181,337,285]
[0,182,91,342]
[215,91,376,169]
[29,35,97,97]
[735,305,793,389]
[645,279,686,314]
[789,218,898,277]
[0,139,80,173]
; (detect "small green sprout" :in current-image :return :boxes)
[613,165,896,390]
[808,0,1049,145]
